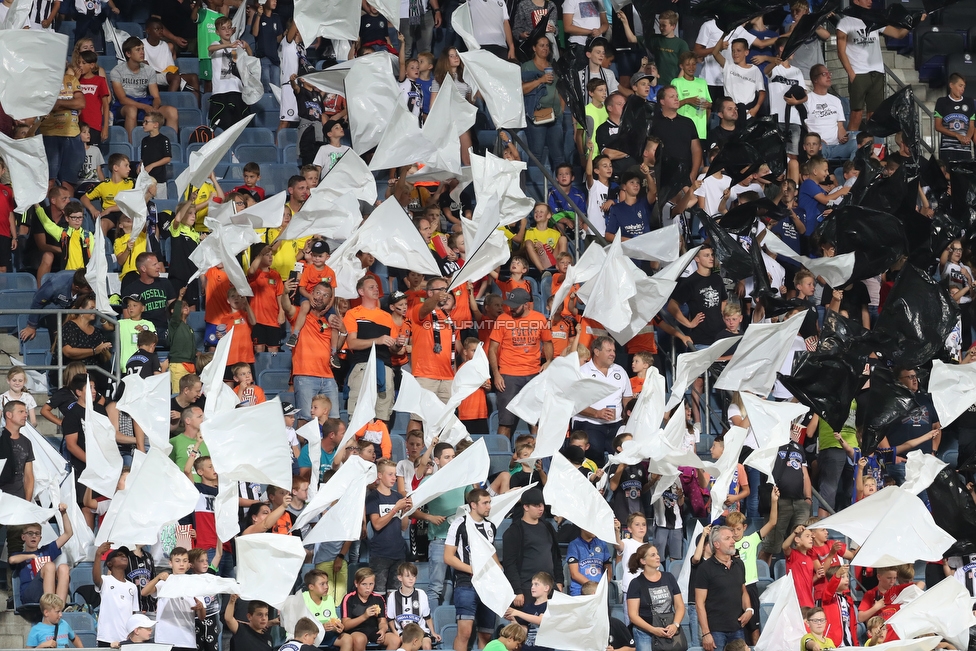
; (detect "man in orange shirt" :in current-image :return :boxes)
[290,282,342,421]
[489,288,553,438]
[343,275,405,423]
[247,243,285,352]
[407,277,457,432]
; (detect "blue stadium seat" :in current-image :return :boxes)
[439,625,457,651]
[282,144,298,164]
[0,273,37,290]
[254,350,292,376]
[278,390,295,407]
[187,309,206,332]
[667,559,683,576]
[117,21,144,38]
[253,110,279,130]
[914,23,965,84]
[169,142,184,163]
[107,141,133,160]
[237,130,275,146]
[277,128,298,148]
[109,125,128,143]
[187,142,232,164]
[98,55,118,73]
[61,611,96,634]
[432,605,455,635]
[773,558,787,580]
[0,290,35,332]
[169,162,188,181]
[390,411,409,435]
[178,107,204,130]
[160,91,200,109]
[257,369,291,397]
[489,452,512,475]
[235,144,279,164]
[472,434,511,453]
[154,199,179,215]
[263,163,300,195]
[391,434,406,462]
[254,92,280,112]
[177,57,198,74]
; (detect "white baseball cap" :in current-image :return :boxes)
[127,614,156,635]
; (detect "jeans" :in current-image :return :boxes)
[294,375,340,422]
[744,466,761,519]
[43,135,85,185]
[400,13,435,59]
[525,118,564,172]
[427,538,447,605]
[687,603,699,644]
[654,526,683,561]
[818,447,853,512]
[633,626,653,651]
[888,461,906,486]
[371,556,402,595]
[570,419,618,464]
[206,547,236,578]
[939,439,959,469]
[822,133,859,161]
[711,629,745,650]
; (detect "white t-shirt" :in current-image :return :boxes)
[696,21,755,86]
[836,17,884,75]
[728,181,763,208]
[1,390,38,413]
[575,361,633,424]
[578,66,619,96]
[620,537,644,593]
[312,144,351,171]
[587,178,609,236]
[142,38,176,74]
[726,403,760,450]
[768,64,806,126]
[468,0,510,48]
[563,0,604,46]
[399,0,429,19]
[695,173,731,216]
[155,594,198,647]
[804,91,846,146]
[211,47,243,94]
[95,575,139,643]
[722,63,765,107]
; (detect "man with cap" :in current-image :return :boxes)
[502,488,564,605]
[118,293,157,368]
[489,288,553,439]
[20,268,91,342]
[121,614,156,645]
[93,542,140,647]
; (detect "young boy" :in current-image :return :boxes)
[234,162,267,200]
[140,111,173,186]
[546,163,587,233]
[396,430,427,495]
[798,156,849,230]
[494,257,532,307]
[34,200,95,271]
[608,433,646,524]
[301,164,321,189]
[366,459,411,594]
[604,166,656,242]
[584,150,614,238]
[566,529,614,595]
[118,294,157,368]
[218,287,257,367]
[935,72,976,162]
[398,623,426,651]
[522,204,567,273]
[630,352,654,395]
[417,52,435,117]
[386,563,439,649]
[188,546,223,651]
[821,565,858,647]
[766,38,806,182]
[782,524,820,609]
[280,617,322,651]
[706,436,750,514]
[224,595,274,650]
[300,240,337,300]
[10,507,73,605]
[27,593,83,648]
[312,119,352,171]
[808,519,856,601]
[712,38,766,125]
[727,488,779,644]
[673,51,709,140]
[399,57,424,124]
[232,361,266,406]
[504,572,554,650]
[77,121,106,190]
[92,542,140,646]
[208,16,253,130]
[125,330,165,378]
[121,614,156,645]
[110,37,179,141]
[299,569,343,642]
[579,78,608,160]
[143,547,206,649]
[458,338,490,435]
[484,623,527,651]
[567,431,599,475]
[81,153,134,236]
[644,11,688,93]
[246,242,285,352]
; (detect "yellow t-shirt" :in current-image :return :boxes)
[259,226,310,280]
[65,229,86,270]
[113,231,148,278]
[86,178,135,210]
[188,182,218,231]
[524,226,561,250]
[38,75,82,137]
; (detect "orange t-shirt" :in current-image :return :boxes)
[630,376,644,395]
[577,317,609,351]
[292,308,335,378]
[218,310,254,364]
[356,419,392,458]
[248,269,284,327]
[550,315,576,357]
[459,387,488,420]
[408,304,455,380]
[204,267,232,325]
[406,289,427,310]
[489,310,552,376]
[342,305,399,366]
[476,315,498,347]
[391,317,411,367]
[496,278,532,313]
[236,383,267,405]
[551,272,566,297]
[450,284,473,330]
[301,262,337,293]
[626,316,662,355]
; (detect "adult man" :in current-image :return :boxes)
[121,252,176,342]
[595,92,633,178]
[489,288,553,438]
[0,401,35,501]
[24,186,72,281]
[695,526,753,651]
[418,443,464,606]
[467,0,515,61]
[407,277,456,432]
[20,268,91,341]
[445,488,497,651]
[706,98,739,153]
[562,0,608,53]
[291,282,341,421]
[571,337,632,463]
[650,86,702,187]
[298,419,345,484]
[805,65,856,160]
[265,176,312,279]
[836,0,912,131]
[169,373,205,431]
[667,245,727,347]
[880,367,941,485]
[344,276,404,422]
[502,488,563,603]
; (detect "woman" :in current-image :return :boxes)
[430,48,474,166]
[941,239,974,350]
[727,391,761,519]
[521,34,564,170]
[339,568,400,651]
[627,543,685,651]
[511,0,557,44]
[240,499,290,535]
[71,38,108,78]
[620,512,649,623]
[60,294,115,390]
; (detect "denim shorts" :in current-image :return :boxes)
[452,583,496,633]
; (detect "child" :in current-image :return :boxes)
[821,565,857,647]
[398,623,426,651]
[232,361,266,406]
[77,51,111,147]
[608,433,646,524]
[250,0,283,81]
[143,547,205,649]
[125,330,165,378]
[339,567,401,648]
[727,489,779,644]
[647,475,684,563]
[140,111,172,186]
[3,367,38,427]
[766,38,806,183]
[800,607,836,651]
[522,204,567,273]
[630,71,653,102]
[798,156,849,229]
[300,239,337,300]
[283,401,302,460]
[188,547,222,651]
[26,593,82,648]
[584,151,614,238]
[234,162,267,200]
[143,16,200,97]
[629,352,653,395]
[360,2,396,54]
[402,271,428,309]
[620,513,648,597]
[567,431,599,476]
[935,72,976,162]
[673,51,709,140]
[312,119,351,171]
[604,166,656,242]
[218,287,257,367]
[386,563,438,649]
[208,16,253,130]
[504,572,553,650]
[712,38,766,125]
[808,519,856,601]
[81,153,134,236]
[399,57,423,125]
[566,529,615,595]
[223,596,273,649]
[10,507,73,604]
[396,430,427,496]
[707,436,749,514]
[495,257,532,308]
[579,78,608,160]
[417,52,435,118]
[118,295,156,369]
[546,163,587,232]
[857,467,878,502]
[484,623,528,651]
[92,543,140,646]
[298,569,343,640]
[864,616,886,647]
[301,164,321,189]
[121,614,156,645]
[114,211,153,281]
[34,200,95,271]
[111,37,180,141]
[782,525,820,609]
[77,123,105,194]
[644,11,688,93]
[458,338,490,435]
[365,460,411,594]
[280,617,324,651]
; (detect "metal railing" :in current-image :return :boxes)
[0,308,122,389]
[884,64,937,157]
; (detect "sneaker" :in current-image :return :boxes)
[331,352,342,368]
[284,332,299,349]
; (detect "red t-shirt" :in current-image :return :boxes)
[78,73,109,135]
[785,548,817,608]
[0,183,13,237]
[811,541,847,601]
[859,582,912,623]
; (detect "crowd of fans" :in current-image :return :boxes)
[1,0,975,650]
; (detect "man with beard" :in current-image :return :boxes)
[489,288,553,438]
[290,281,343,420]
[407,277,458,432]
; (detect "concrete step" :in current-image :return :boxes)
[0,590,34,649]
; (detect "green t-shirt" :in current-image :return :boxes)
[169,433,210,479]
[485,640,509,651]
[424,484,466,540]
[735,531,763,585]
[197,8,222,80]
[118,318,156,368]
[673,75,710,139]
[818,399,857,452]
[584,102,608,159]
[303,591,338,624]
[645,34,688,96]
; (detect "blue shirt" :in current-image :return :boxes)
[566,536,613,595]
[771,216,802,254]
[547,186,587,216]
[15,541,61,586]
[297,440,338,483]
[798,179,826,234]
[27,621,76,648]
[418,78,433,114]
[885,393,939,454]
[605,196,654,239]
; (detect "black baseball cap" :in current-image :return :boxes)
[503,288,532,309]
[521,488,545,506]
[310,239,331,255]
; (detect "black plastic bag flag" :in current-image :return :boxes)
[707,118,786,185]
[950,162,976,233]
[927,469,976,546]
[517,8,554,63]
[719,198,790,235]
[817,205,907,283]
[698,209,756,281]
[778,349,866,432]
[690,0,787,32]
[608,94,656,162]
[855,364,921,455]
[553,52,588,133]
[861,86,920,161]
[781,0,841,60]
[842,2,922,32]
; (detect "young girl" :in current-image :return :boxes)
[800,606,836,651]
[387,292,411,393]
[620,512,648,598]
[338,568,400,650]
[430,48,474,166]
[2,367,38,427]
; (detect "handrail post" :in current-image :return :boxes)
[57,316,63,389]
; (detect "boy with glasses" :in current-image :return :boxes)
[10,506,74,605]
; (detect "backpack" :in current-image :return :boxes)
[679,466,710,519]
[188,125,214,144]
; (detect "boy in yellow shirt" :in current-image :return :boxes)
[34,201,95,271]
[81,153,134,236]
[522,203,567,272]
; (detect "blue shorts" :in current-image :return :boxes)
[112,95,154,120]
[452,583,496,633]
[21,573,45,604]
[320,631,339,647]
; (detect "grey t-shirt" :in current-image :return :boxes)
[110,62,155,99]
[0,431,35,499]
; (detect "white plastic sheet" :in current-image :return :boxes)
[487,482,538,529]
[451,1,480,52]
[815,486,955,567]
[428,344,492,437]
[620,224,681,263]
[316,148,379,205]
[468,151,535,227]
[293,0,359,43]
[85,229,113,315]
[622,367,666,436]
[666,338,741,409]
[887,577,976,650]
[0,30,69,120]
[115,169,156,238]
[78,378,124,497]
[467,513,515,617]
[900,451,948,495]
[301,457,376,544]
[425,75,478,170]
[0,132,47,212]
[155,574,241,599]
[370,0,400,28]
[278,192,361,243]
[676,520,702,603]
[930,359,976,428]
[237,49,264,105]
[755,574,807,651]
[189,219,260,297]
[458,49,526,129]
[20,423,68,504]
[706,426,749,523]
[392,371,467,446]
[201,399,293,488]
[761,230,856,289]
[534,574,610,651]
[58,469,95,564]
[175,114,254,197]
[506,353,614,428]
[369,102,440,172]
[199,326,239,418]
[544,452,616,544]
[1,0,30,29]
[0,491,58,526]
[215,477,242,543]
[230,2,248,40]
[550,244,607,318]
[344,52,403,152]
[740,393,808,478]
[341,345,377,453]
[715,311,806,395]
[836,639,942,651]
[94,448,198,546]
[235,533,307,607]
[449,194,511,291]
[656,246,702,282]
[281,592,326,645]
[102,20,130,63]
[211,189,286,229]
[405,438,489,516]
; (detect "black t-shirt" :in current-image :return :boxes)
[650,111,699,172]
[516,601,549,650]
[340,593,386,639]
[693,556,746,632]
[609,462,645,524]
[61,400,109,474]
[360,13,389,44]
[608,617,634,650]
[773,440,806,499]
[121,276,176,335]
[26,204,63,272]
[935,95,976,155]
[170,395,206,428]
[125,350,161,378]
[230,624,273,651]
[671,271,727,345]
[517,520,556,588]
[47,386,75,415]
[295,86,323,122]
[141,134,172,184]
[254,12,283,64]
[707,125,736,153]
[626,571,680,623]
